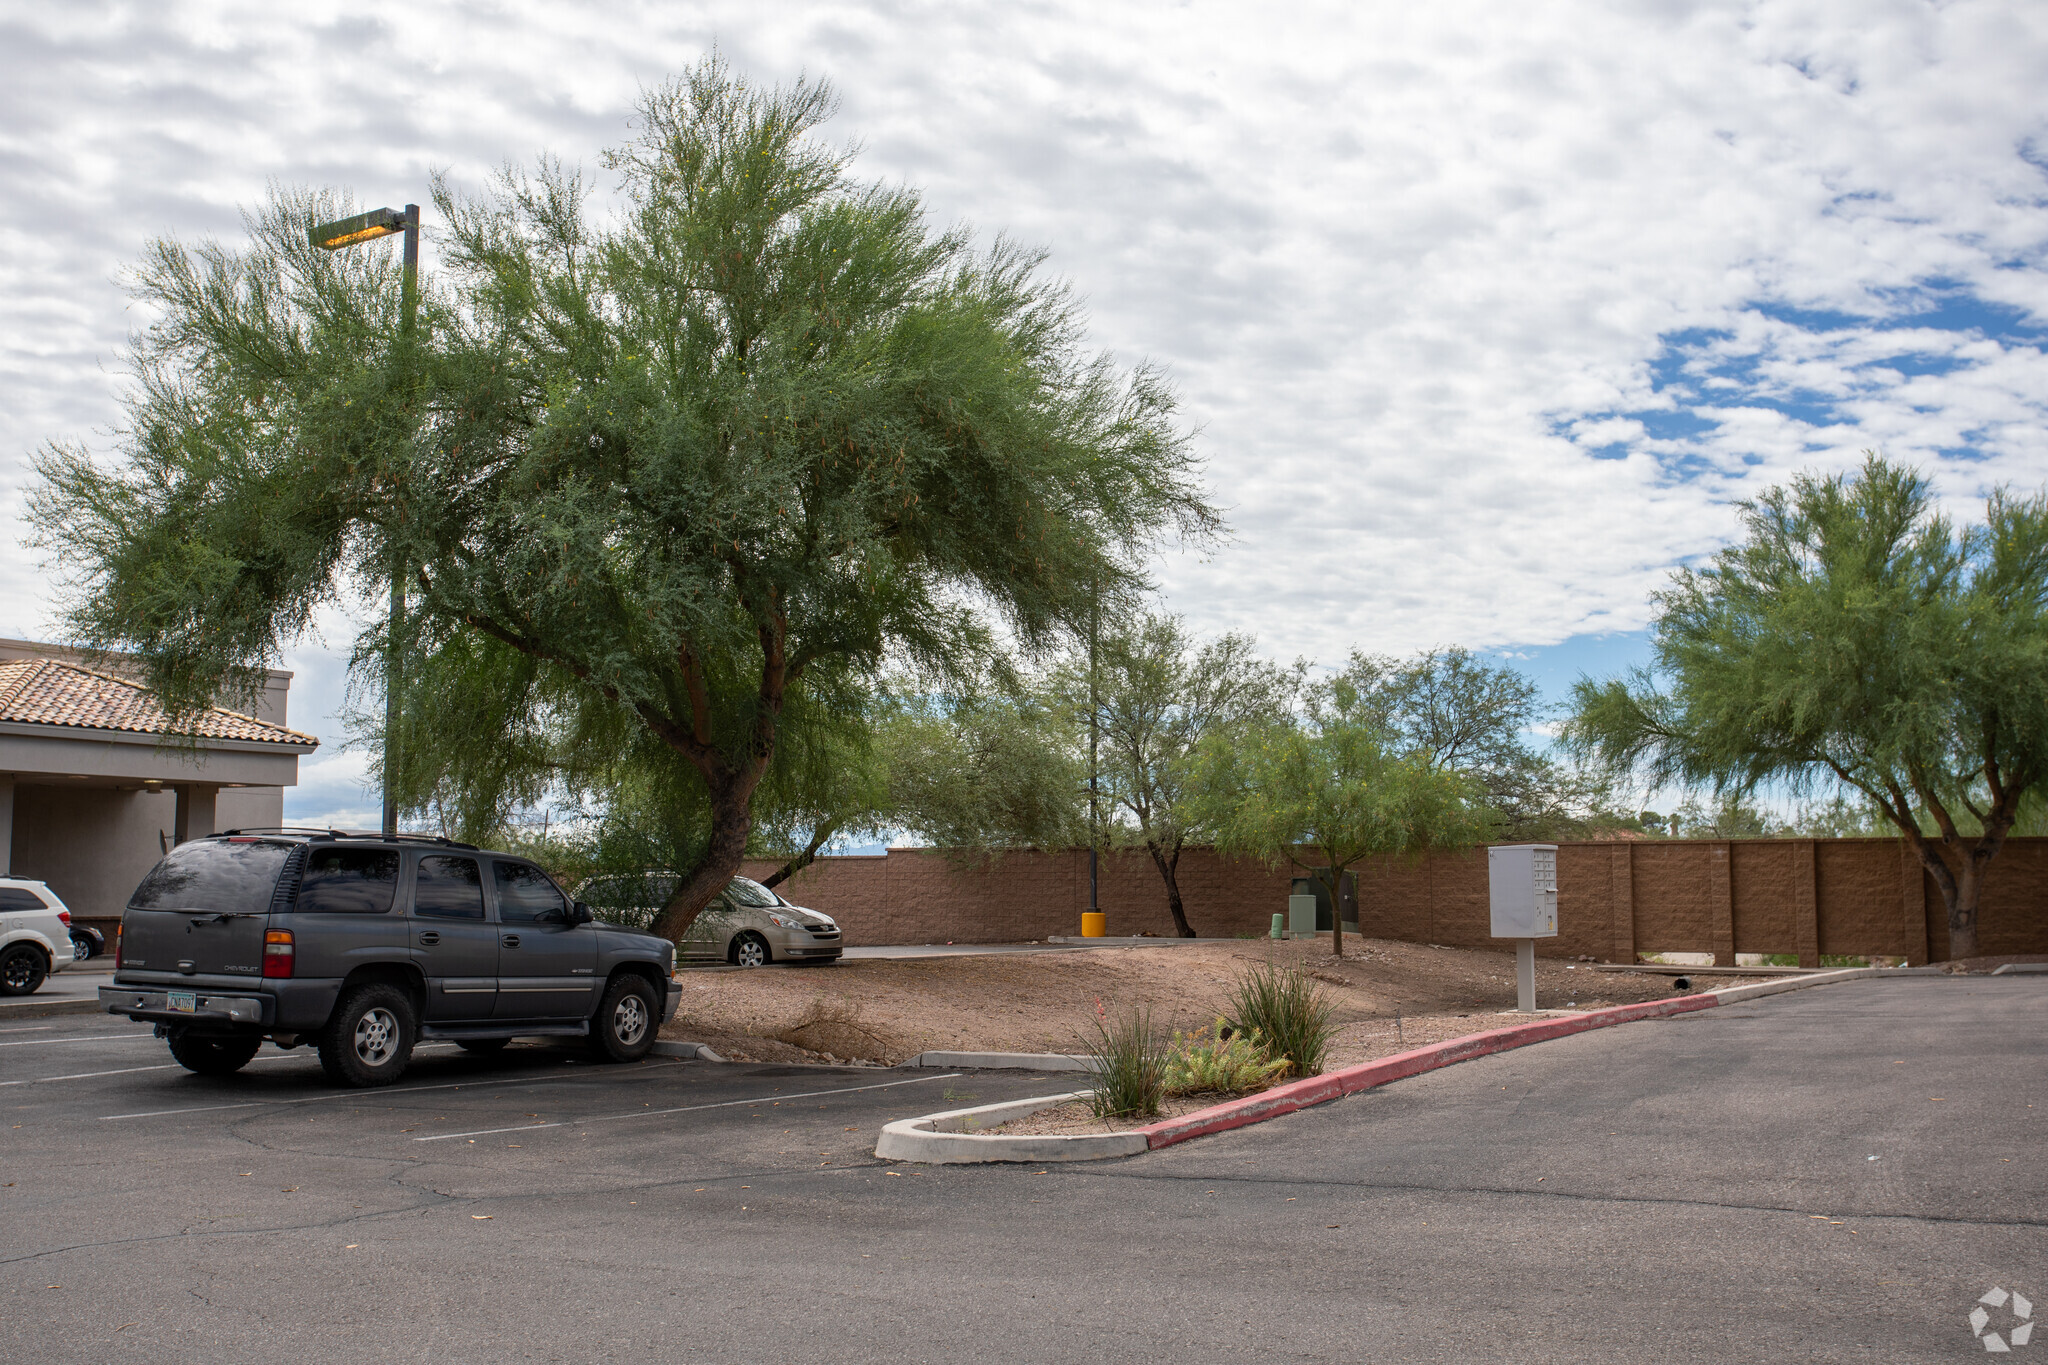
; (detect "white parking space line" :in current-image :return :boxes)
[413,1072,964,1142]
[98,1057,680,1120]
[0,1034,162,1048]
[0,1063,183,1086]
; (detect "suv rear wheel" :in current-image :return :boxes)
[0,945,46,996]
[318,984,416,1087]
[167,1031,262,1076]
[588,975,658,1063]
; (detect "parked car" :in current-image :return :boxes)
[101,830,682,1086]
[0,878,78,995]
[576,872,843,967]
[70,924,106,963]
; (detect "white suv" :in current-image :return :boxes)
[0,879,77,996]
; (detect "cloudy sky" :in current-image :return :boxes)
[4,1,2046,826]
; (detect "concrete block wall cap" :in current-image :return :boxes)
[901,1050,1097,1072]
[875,1091,1145,1164]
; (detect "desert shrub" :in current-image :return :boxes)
[1162,1018,1292,1096]
[1228,963,1336,1077]
[1082,1003,1165,1120]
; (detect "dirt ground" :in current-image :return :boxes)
[657,934,1782,1068]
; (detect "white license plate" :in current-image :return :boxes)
[167,990,197,1013]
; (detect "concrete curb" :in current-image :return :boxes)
[901,1050,1096,1072]
[650,1040,728,1062]
[0,997,105,1019]
[1045,936,1215,947]
[874,1091,1145,1164]
[875,964,1930,1163]
[1992,962,2048,975]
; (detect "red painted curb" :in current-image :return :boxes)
[1136,992,1721,1149]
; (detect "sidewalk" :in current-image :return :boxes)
[0,961,113,1018]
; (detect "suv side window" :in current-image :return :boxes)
[0,888,47,912]
[413,855,485,920]
[493,861,567,924]
[297,848,400,914]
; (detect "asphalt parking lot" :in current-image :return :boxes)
[2,977,2041,1364]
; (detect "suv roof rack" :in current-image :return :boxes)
[217,827,481,851]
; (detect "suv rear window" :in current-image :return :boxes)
[297,848,401,914]
[128,840,294,913]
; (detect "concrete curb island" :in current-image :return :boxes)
[875,965,1932,1164]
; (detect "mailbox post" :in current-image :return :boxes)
[1488,844,1558,1012]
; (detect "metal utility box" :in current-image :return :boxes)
[1287,894,1319,939]
[1290,873,1358,931]
[1488,844,1558,939]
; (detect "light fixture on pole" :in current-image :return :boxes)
[310,203,421,840]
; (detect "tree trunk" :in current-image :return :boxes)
[763,820,840,891]
[1894,816,2012,963]
[1321,862,1345,957]
[1947,861,1981,962]
[1145,837,1196,938]
[648,774,761,942]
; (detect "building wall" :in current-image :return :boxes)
[8,783,283,927]
[744,836,2048,963]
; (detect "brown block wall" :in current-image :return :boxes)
[746,836,2048,962]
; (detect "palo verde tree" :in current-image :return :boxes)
[1187,706,1492,956]
[30,57,1217,942]
[1563,455,2048,961]
[1063,613,1297,936]
[1325,646,1631,840]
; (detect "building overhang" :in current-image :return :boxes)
[0,724,309,788]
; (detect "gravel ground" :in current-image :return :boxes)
[658,934,1778,1066]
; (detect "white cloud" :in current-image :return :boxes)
[3,0,2046,772]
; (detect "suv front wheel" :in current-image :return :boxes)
[588,975,658,1063]
[319,984,417,1087]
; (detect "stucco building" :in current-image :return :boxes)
[0,639,317,936]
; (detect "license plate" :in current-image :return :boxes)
[167,990,197,1013]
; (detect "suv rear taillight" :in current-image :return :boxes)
[57,909,71,926]
[262,928,295,978]
[114,924,122,970]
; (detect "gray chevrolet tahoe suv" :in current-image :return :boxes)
[101,831,682,1087]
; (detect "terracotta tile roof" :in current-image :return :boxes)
[0,658,318,749]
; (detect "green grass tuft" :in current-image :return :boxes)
[1228,962,1337,1077]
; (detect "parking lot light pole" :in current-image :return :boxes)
[309,204,421,839]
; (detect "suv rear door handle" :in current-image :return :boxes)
[418,931,441,946]
[501,934,520,948]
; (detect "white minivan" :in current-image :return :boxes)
[0,879,77,996]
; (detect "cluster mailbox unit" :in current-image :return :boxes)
[1488,843,1558,1012]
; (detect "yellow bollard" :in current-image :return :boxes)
[1080,911,1107,938]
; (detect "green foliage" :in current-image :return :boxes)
[1082,1003,1165,1120]
[30,56,1216,939]
[1317,647,1631,841]
[1563,455,2048,958]
[1059,613,1299,935]
[1188,707,1492,953]
[1226,963,1337,1078]
[1161,1018,1293,1096]
[876,672,1086,853]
